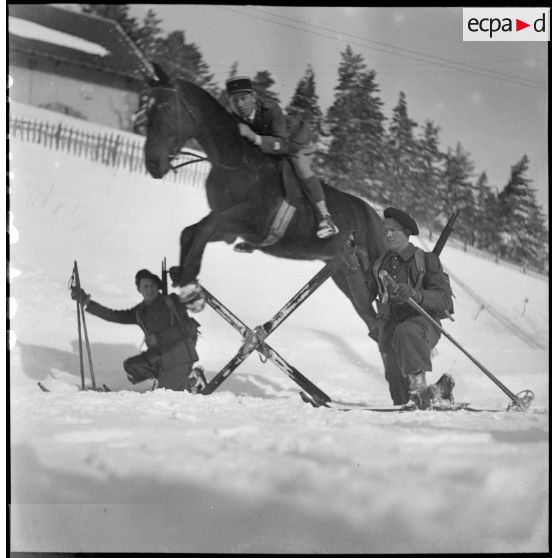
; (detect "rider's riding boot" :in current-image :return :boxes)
[234,241,256,253]
[315,199,339,239]
[303,182,338,239]
[317,213,339,239]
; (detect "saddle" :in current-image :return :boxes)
[233,163,303,252]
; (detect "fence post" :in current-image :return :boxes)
[112,135,120,167]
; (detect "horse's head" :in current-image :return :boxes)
[142,64,198,178]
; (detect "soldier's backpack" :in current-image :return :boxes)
[135,295,201,348]
[163,295,201,339]
[412,249,454,318]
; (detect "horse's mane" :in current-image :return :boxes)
[174,78,276,168]
[149,65,277,169]
[177,79,239,136]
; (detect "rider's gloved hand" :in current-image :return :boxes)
[238,123,259,144]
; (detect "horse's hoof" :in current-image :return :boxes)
[234,242,256,253]
[186,297,206,313]
[169,266,182,286]
[178,282,201,302]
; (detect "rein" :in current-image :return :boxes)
[170,150,209,171]
[152,84,245,172]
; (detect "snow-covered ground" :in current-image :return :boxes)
[9,119,549,552]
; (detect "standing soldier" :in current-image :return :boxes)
[365,207,455,409]
[71,269,206,392]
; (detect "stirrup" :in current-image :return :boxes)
[316,215,339,239]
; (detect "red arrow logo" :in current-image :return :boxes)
[516,19,530,31]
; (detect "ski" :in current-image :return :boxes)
[200,257,341,400]
[37,381,110,393]
[300,391,510,413]
[201,286,331,403]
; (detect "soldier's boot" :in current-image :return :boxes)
[424,373,456,408]
[403,370,428,410]
[188,365,208,394]
[435,373,455,402]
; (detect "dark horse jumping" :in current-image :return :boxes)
[143,65,384,336]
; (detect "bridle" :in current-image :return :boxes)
[145,83,246,172]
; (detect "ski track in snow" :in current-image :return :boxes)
[9,109,549,553]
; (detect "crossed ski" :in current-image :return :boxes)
[199,258,342,404]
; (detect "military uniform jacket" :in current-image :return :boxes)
[86,293,199,358]
[231,97,289,155]
[365,243,452,324]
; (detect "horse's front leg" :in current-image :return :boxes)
[173,202,255,305]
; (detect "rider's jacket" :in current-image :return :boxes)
[230,97,289,155]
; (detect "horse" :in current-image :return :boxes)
[143,65,385,335]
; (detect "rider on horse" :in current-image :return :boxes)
[226,76,339,246]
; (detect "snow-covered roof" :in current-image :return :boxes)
[8,4,152,81]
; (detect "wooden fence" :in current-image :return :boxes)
[9,116,210,187]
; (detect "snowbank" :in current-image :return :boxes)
[9,135,549,553]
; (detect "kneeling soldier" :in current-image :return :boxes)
[366,207,455,409]
[71,269,206,392]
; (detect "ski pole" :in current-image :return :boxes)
[74,261,97,389]
[69,262,96,390]
[72,267,86,391]
[379,270,534,411]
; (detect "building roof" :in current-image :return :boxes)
[8,4,154,81]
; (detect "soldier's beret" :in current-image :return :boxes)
[383,207,419,235]
[135,269,162,289]
[226,76,254,96]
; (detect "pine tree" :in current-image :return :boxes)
[323,46,385,201]
[470,171,498,251]
[285,65,323,128]
[81,4,218,96]
[414,119,445,238]
[216,62,239,109]
[80,4,141,42]
[382,91,419,208]
[441,142,476,243]
[251,70,281,103]
[153,31,219,95]
[497,155,548,269]
[134,8,164,62]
